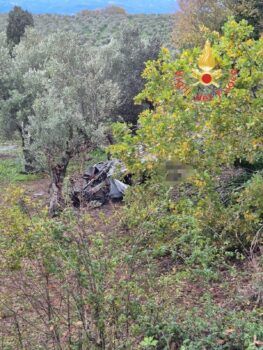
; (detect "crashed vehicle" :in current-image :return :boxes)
[70,159,130,208]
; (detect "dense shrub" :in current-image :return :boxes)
[140,306,263,349]
[110,19,263,262]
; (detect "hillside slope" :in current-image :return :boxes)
[0,13,173,45]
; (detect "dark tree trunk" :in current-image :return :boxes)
[49,154,71,217]
[23,147,36,173]
[18,124,36,174]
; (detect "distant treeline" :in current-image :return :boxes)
[0,12,173,46]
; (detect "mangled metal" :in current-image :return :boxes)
[70,159,129,208]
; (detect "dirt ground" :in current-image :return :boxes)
[2,165,261,313]
[0,150,262,347]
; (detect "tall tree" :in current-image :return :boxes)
[226,0,263,38]
[28,32,120,215]
[109,26,161,125]
[0,29,46,173]
[173,0,230,49]
[0,33,13,139]
[173,0,262,49]
[6,6,34,48]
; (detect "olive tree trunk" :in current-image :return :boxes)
[19,123,36,174]
[49,154,71,217]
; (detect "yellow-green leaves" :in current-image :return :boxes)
[111,19,263,174]
[109,19,263,253]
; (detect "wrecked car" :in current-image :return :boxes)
[70,159,130,208]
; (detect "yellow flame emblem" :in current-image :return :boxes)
[192,40,222,87]
[198,41,217,71]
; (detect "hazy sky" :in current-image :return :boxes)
[0,0,179,14]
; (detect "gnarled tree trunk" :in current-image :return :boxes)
[19,123,36,174]
[23,147,36,173]
[49,154,71,217]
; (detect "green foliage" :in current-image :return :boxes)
[29,30,119,170]
[0,186,262,349]
[0,13,173,47]
[0,189,149,349]
[227,0,263,39]
[0,26,121,211]
[6,6,34,47]
[113,19,262,169]
[110,19,263,260]
[66,148,107,176]
[140,305,263,349]
[173,0,231,49]
[109,25,160,124]
[0,187,48,269]
[0,28,46,172]
[140,336,158,349]
[173,0,263,49]
[0,13,262,350]
[0,157,41,183]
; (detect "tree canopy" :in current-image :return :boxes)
[173,0,263,49]
[108,25,161,125]
[6,6,34,47]
[111,19,263,251]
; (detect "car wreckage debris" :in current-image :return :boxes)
[70,159,130,208]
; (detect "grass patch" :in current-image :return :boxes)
[0,146,106,184]
[0,158,43,183]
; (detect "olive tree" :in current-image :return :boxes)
[108,25,161,125]
[0,33,14,139]
[0,29,46,172]
[28,32,120,215]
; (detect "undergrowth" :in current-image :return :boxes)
[0,158,42,183]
